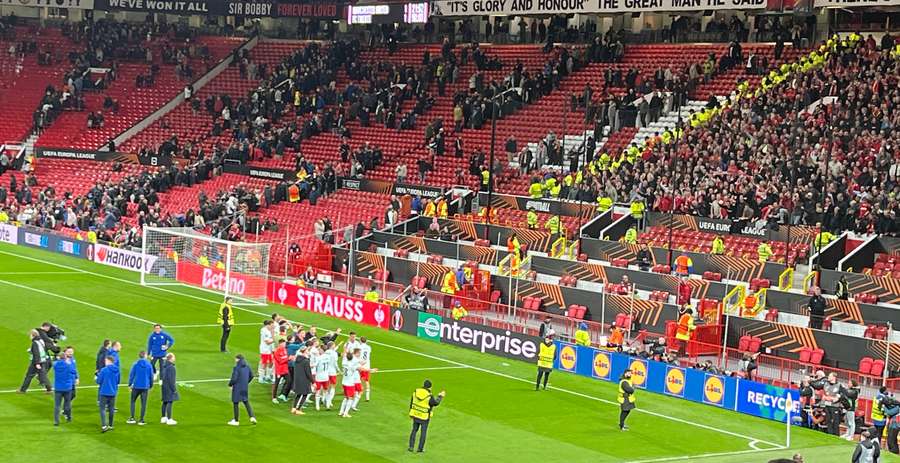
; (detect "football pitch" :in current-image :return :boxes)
[0,242,887,463]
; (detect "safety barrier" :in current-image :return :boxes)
[803,271,817,293]
[778,267,794,290]
[723,285,745,315]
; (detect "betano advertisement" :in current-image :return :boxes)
[553,341,800,423]
[176,261,268,300]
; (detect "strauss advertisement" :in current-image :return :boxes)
[176,261,267,299]
[267,281,389,330]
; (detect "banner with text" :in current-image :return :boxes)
[176,261,268,300]
[0,0,94,9]
[432,0,765,16]
[92,243,158,273]
[815,0,900,6]
[267,280,390,330]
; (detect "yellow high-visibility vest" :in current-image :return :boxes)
[538,342,556,369]
[409,388,434,420]
[618,379,635,405]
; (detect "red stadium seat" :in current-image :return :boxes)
[702,271,722,282]
[798,347,812,363]
[747,337,762,353]
[810,349,825,365]
[611,258,629,268]
[871,360,886,377]
[764,308,778,322]
[858,357,874,375]
[738,335,751,352]
[394,248,409,258]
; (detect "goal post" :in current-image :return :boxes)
[141,227,271,306]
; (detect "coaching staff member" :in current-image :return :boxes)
[218,297,235,352]
[618,369,636,430]
[408,379,445,453]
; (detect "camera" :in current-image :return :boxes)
[881,394,899,410]
[45,323,66,342]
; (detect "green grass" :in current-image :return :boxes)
[0,242,885,463]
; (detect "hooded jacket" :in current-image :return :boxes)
[128,358,154,390]
[96,363,120,397]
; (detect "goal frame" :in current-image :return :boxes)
[140,226,272,306]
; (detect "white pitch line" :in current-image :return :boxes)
[0,278,156,326]
[0,248,784,451]
[376,366,468,374]
[0,271,81,275]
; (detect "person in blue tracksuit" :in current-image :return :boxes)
[147,324,174,378]
[127,351,154,425]
[96,356,120,432]
[52,349,78,425]
[228,354,256,426]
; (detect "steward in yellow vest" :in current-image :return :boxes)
[597,196,613,213]
[480,168,491,191]
[757,240,773,263]
[451,301,468,321]
[217,297,235,352]
[544,215,561,235]
[423,200,436,217]
[528,181,543,199]
[711,235,725,255]
[526,208,538,229]
[630,200,645,220]
[618,370,636,430]
[364,285,379,302]
[436,198,448,218]
[623,227,638,244]
[408,380,445,452]
[536,337,556,391]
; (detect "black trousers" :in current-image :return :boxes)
[220,325,231,352]
[20,362,51,392]
[889,426,900,454]
[825,406,842,435]
[409,418,430,451]
[99,395,116,427]
[130,388,148,421]
[233,400,254,421]
[162,401,173,419]
[54,390,73,424]
[536,367,551,390]
[619,409,632,428]
[150,356,166,374]
[280,367,294,397]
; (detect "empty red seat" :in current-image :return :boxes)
[474,239,490,247]
[738,335,751,352]
[871,360,886,377]
[764,308,778,322]
[858,357,874,375]
[798,347,812,363]
[747,336,762,353]
[810,348,824,365]
[611,258,629,268]
[822,316,832,331]
[394,248,409,258]
[702,271,722,282]
[651,264,669,274]
[577,253,588,262]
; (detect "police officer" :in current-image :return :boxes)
[618,369,636,430]
[408,380,445,453]
[536,337,555,391]
[218,297,235,353]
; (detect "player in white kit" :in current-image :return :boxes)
[358,337,373,402]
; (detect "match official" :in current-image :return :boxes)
[536,336,555,391]
[218,297,235,352]
[408,380,445,453]
[618,369,636,430]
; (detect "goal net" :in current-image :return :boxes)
[141,227,271,306]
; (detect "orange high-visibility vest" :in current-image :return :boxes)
[437,200,448,218]
[675,313,694,341]
[288,184,300,202]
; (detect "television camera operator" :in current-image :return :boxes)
[37,322,64,356]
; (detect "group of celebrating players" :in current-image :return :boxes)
[256,315,377,418]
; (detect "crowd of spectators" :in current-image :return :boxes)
[526,35,899,236]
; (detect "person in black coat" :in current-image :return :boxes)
[160,353,179,425]
[807,286,827,329]
[290,347,314,415]
[228,354,256,425]
[19,329,52,393]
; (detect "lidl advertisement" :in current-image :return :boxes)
[553,342,752,419]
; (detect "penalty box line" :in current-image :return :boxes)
[0,249,784,451]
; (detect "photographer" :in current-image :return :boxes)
[798,379,814,428]
[36,322,63,356]
[404,287,429,312]
[886,401,900,454]
[643,336,667,361]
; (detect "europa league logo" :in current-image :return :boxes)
[277,286,288,304]
[374,307,386,327]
